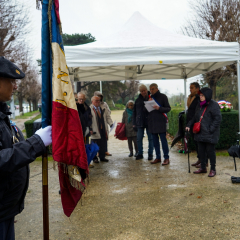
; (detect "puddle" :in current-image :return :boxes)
[108,170,119,178]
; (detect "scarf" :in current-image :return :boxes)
[200,100,206,107]
[187,94,196,108]
[126,108,133,123]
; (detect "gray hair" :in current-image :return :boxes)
[126,100,134,108]
[91,96,100,102]
[77,92,86,98]
[149,83,158,89]
[139,84,147,91]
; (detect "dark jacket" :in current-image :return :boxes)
[0,102,45,223]
[148,90,171,134]
[77,102,92,135]
[187,88,222,144]
[132,92,150,128]
[122,110,137,138]
[186,95,200,123]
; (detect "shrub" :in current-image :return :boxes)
[24,114,42,138]
[109,104,125,110]
[168,109,239,150]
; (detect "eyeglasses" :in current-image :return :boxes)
[128,104,134,106]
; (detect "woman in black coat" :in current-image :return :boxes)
[186,87,222,177]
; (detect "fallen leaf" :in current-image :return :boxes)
[175,216,180,218]
[189,193,194,196]
[223,201,228,203]
[197,196,202,199]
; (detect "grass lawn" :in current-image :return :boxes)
[15,110,40,119]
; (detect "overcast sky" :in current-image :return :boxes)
[26,0,199,96]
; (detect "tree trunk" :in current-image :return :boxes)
[209,84,217,100]
[19,96,23,113]
[28,100,32,112]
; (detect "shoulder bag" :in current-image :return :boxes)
[193,106,207,134]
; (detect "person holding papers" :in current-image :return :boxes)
[133,84,153,160]
[148,83,171,165]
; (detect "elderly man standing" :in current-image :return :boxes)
[90,96,113,162]
[77,92,92,144]
[148,83,171,165]
[133,84,153,160]
[94,91,112,156]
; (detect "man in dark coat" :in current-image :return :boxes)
[186,82,200,166]
[77,92,92,144]
[133,84,153,160]
[148,83,171,165]
[0,57,52,240]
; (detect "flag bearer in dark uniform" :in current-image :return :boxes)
[0,57,52,240]
[90,96,113,163]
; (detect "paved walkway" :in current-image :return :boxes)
[15,111,240,239]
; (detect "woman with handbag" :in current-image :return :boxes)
[122,100,138,157]
[185,87,222,177]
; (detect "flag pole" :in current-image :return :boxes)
[42,152,49,240]
[41,0,51,238]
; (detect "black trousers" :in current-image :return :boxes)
[127,136,138,153]
[0,217,15,240]
[198,142,216,170]
[92,128,107,160]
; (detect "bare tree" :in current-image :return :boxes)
[0,0,30,61]
[182,0,240,99]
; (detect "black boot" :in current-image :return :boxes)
[128,152,133,157]
[136,154,143,160]
[148,154,153,160]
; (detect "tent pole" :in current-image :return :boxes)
[237,60,240,131]
[100,81,102,93]
[184,77,187,113]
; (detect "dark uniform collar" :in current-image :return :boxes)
[0,102,12,119]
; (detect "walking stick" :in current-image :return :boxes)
[233,156,237,171]
[187,132,190,173]
[42,151,49,240]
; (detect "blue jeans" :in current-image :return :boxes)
[0,217,15,240]
[152,132,169,160]
[137,127,153,155]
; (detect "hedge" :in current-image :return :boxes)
[167,109,239,150]
[24,114,42,138]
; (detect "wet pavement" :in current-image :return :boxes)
[15,111,240,239]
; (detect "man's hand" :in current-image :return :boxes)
[35,126,52,146]
[90,131,93,135]
[185,127,190,132]
[148,98,153,101]
[153,105,160,110]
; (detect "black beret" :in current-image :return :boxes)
[0,56,25,79]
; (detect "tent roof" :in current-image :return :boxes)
[65,12,239,81]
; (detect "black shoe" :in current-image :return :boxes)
[93,159,99,163]
[148,154,153,160]
[128,152,133,157]
[59,190,61,195]
[136,154,143,160]
[134,152,138,157]
[100,158,109,162]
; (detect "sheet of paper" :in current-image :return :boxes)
[144,100,158,112]
[110,120,116,133]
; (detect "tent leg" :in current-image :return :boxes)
[100,81,102,93]
[184,77,187,113]
[237,60,240,132]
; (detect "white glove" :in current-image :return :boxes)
[35,126,52,147]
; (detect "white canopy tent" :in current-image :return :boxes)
[65,12,240,128]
